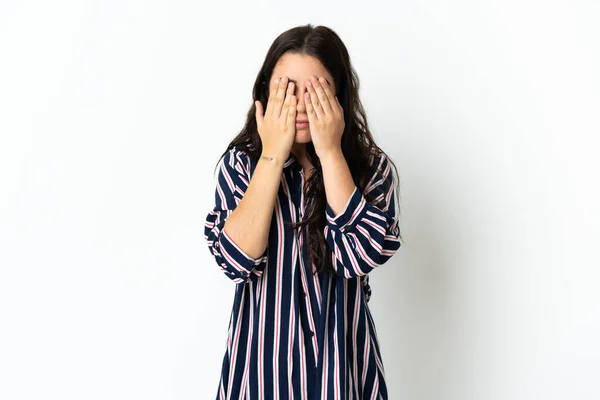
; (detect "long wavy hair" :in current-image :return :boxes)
[215,24,402,277]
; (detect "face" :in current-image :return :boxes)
[269,53,336,144]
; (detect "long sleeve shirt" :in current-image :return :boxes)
[204,145,401,400]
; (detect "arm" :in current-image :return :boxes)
[204,146,284,283]
[320,150,401,278]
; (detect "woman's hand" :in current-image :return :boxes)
[304,75,345,158]
[255,76,297,161]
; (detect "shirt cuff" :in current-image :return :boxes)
[325,185,367,232]
[220,228,267,275]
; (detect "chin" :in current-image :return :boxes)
[294,129,312,143]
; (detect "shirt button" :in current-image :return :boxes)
[307,330,314,337]
[300,289,306,297]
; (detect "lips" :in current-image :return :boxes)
[295,120,308,123]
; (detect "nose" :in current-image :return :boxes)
[296,83,307,113]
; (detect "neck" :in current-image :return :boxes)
[291,142,314,174]
[291,142,307,162]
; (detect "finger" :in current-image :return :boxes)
[318,77,338,115]
[269,77,280,100]
[311,76,333,115]
[285,93,297,127]
[255,100,264,129]
[305,92,318,124]
[265,77,279,117]
[279,80,293,123]
[272,76,289,118]
[283,82,297,126]
[306,79,324,120]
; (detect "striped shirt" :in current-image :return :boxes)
[204,145,401,399]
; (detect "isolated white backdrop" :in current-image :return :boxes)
[1,1,599,399]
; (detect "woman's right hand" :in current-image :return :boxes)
[255,76,297,160]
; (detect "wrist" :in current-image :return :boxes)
[259,151,287,168]
[317,147,344,165]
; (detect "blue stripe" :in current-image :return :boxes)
[204,146,401,399]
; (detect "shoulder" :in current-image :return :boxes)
[364,149,397,208]
[367,150,394,181]
[222,144,249,163]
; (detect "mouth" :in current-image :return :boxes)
[295,120,309,129]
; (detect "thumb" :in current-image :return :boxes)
[255,101,264,128]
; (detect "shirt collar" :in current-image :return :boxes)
[283,152,302,171]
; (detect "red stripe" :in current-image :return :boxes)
[207,147,394,397]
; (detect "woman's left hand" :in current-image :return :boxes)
[305,76,345,158]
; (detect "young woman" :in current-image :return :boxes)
[204,24,402,400]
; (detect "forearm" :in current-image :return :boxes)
[321,150,402,278]
[320,148,356,216]
[222,153,285,259]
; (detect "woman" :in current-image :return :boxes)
[204,24,402,400]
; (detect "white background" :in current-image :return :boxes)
[1,1,599,399]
